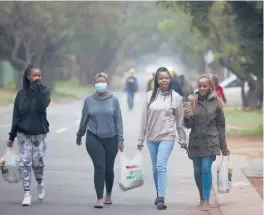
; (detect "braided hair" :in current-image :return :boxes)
[190,74,223,111]
[148,67,173,108]
[22,65,38,89]
[19,65,39,114]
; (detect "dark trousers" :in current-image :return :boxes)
[127,91,135,109]
[85,131,118,199]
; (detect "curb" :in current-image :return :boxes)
[212,155,263,215]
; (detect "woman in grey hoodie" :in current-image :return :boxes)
[76,73,124,208]
[137,67,187,210]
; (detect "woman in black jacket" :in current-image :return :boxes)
[7,65,50,206]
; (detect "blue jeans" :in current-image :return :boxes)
[127,91,134,109]
[147,140,174,197]
[192,156,216,199]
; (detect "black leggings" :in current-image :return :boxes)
[85,131,118,199]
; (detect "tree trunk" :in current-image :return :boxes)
[76,55,93,85]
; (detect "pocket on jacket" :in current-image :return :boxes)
[207,135,220,147]
[207,130,219,136]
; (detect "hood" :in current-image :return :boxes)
[188,90,218,101]
[157,88,170,96]
[92,92,113,101]
[23,72,30,89]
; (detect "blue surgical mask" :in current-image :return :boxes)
[95,82,108,93]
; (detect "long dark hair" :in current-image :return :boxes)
[19,65,39,114]
[148,67,173,108]
[23,65,38,89]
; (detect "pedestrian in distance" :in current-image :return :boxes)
[7,65,51,206]
[137,67,187,210]
[212,75,227,104]
[124,68,138,110]
[183,74,230,211]
[76,72,124,209]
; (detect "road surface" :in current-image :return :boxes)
[0,92,222,215]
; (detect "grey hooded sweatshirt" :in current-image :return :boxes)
[77,93,124,144]
[138,89,186,145]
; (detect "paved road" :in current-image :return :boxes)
[0,92,222,215]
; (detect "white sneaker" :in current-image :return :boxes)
[22,191,32,206]
[37,182,45,201]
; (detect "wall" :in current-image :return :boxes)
[0,61,17,88]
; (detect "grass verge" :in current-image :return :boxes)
[53,78,93,101]
[0,78,93,106]
[225,106,263,136]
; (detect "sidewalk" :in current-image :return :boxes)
[212,155,263,215]
[115,145,223,215]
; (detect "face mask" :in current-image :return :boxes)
[95,82,107,93]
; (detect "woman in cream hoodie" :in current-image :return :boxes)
[137,67,187,210]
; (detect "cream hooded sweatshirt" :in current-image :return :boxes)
[138,89,186,145]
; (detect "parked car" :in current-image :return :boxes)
[220,74,258,106]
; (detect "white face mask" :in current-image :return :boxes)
[95,82,108,93]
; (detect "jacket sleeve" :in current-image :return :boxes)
[114,97,124,144]
[175,96,187,144]
[9,93,20,141]
[76,99,90,137]
[221,87,227,103]
[138,95,149,146]
[32,81,51,112]
[184,117,194,129]
[215,106,228,152]
[37,87,51,112]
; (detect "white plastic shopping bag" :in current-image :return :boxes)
[0,147,21,183]
[217,155,232,193]
[119,151,144,191]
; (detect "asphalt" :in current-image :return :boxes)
[0,92,223,215]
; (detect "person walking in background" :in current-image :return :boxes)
[137,67,187,210]
[183,74,230,211]
[76,72,124,209]
[124,68,138,110]
[212,75,227,104]
[169,70,184,97]
[7,65,51,206]
[179,74,194,102]
[146,72,155,92]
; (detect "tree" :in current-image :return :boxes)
[0,2,125,87]
[158,1,263,108]
[0,2,75,88]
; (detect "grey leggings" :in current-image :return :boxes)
[85,131,118,199]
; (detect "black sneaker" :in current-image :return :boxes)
[154,197,159,206]
[156,197,167,210]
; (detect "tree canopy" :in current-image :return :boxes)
[157,1,263,81]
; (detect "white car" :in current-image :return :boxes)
[220,74,257,107]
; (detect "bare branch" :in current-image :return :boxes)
[0,36,12,52]
[22,39,33,63]
[11,34,26,67]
